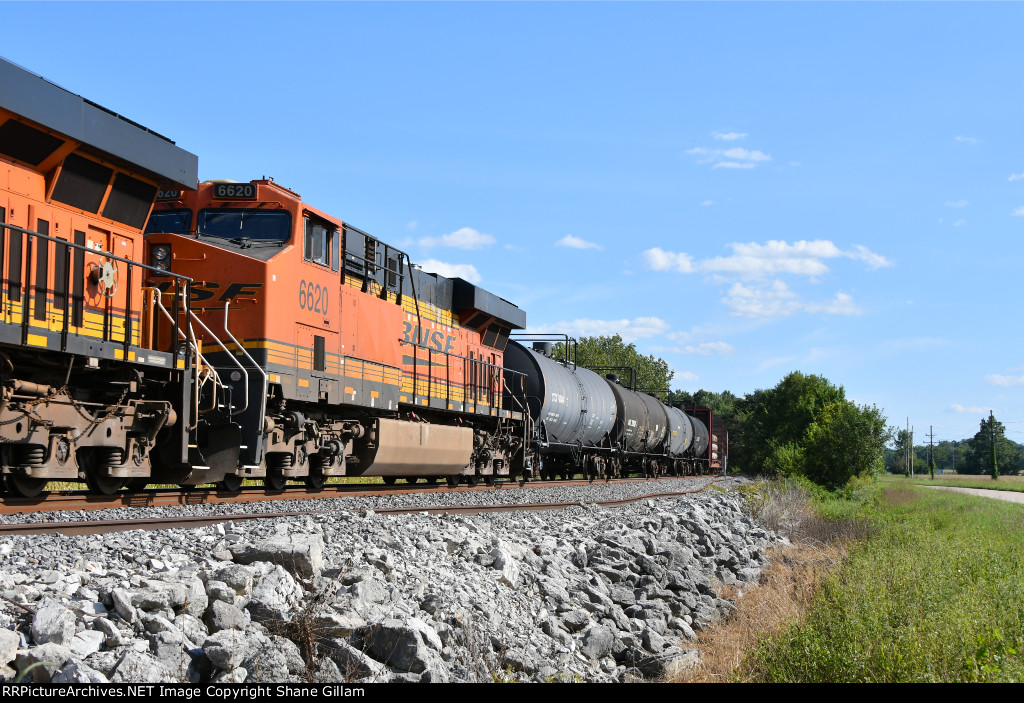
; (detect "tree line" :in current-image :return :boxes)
[887,416,1024,477]
[554,335,890,489]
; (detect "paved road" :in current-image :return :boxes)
[928,485,1024,505]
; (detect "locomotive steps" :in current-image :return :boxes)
[0,477,783,683]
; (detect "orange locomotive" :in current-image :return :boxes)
[0,59,199,496]
[145,179,530,490]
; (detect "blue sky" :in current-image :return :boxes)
[5,2,1024,444]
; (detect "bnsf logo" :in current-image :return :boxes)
[402,321,455,353]
[157,281,262,303]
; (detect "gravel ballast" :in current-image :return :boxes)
[0,477,786,683]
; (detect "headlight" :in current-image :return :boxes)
[151,245,171,272]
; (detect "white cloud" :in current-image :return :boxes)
[642,247,694,273]
[955,135,980,145]
[945,200,968,208]
[986,374,1024,388]
[951,403,992,413]
[556,235,603,251]
[642,239,892,279]
[530,316,670,342]
[953,219,967,227]
[406,220,418,230]
[418,259,481,283]
[1009,172,1024,182]
[674,370,699,382]
[420,227,495,250]
[805,292,862,315]
[1014,207,1024,217]
[712,131,747,141]
[701,200,715,206]
[686,145,772,169]
[713,161,756,170]
[722,281,801,317]
[722,281,861,318]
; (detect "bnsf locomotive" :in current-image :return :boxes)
[0,58,724,497]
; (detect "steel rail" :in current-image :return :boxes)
[0,478,732,536]
[0,476,718,516]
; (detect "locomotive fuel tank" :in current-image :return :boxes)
[504,341,615,450]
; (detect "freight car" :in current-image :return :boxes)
[503,341,713,480]
[0,58,725,496]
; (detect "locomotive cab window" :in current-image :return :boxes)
[304,216,339,270]
[197,209,291,242]
[145,209,192,235]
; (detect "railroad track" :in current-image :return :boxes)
[0,476,732,536]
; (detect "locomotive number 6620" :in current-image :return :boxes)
[299,279,329,314]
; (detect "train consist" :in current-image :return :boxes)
[0,58,725,497]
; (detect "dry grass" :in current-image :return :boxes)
[673,540,849,682]
[669,478,869,683]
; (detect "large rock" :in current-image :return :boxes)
[203,629,248,671]
[246,564,302,624]
[579,625,614,660]
[109,650,178,683]
[231,534,324,579]
[15,643,72,682]
[51,660,109,684]
[0,629,21,666]
[356,617,444,675]
[67,630,106,658]
[204,600,247,633]
[31,598,76,646]
[321,638,387,681]
[214,565,254,596]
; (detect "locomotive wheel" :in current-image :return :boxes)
[445,476,459,488]
[86,473,126,495]
[466,475,479,487]
[127,479,150,491]
[304,469,326,490]
[424,476,438,485]
[403,477,419,484]
[3,473,48,498]
[382,476,397,486]
[483,475,495,486]
[264,473,287,491]
[219,475,244,492]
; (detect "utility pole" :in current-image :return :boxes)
[990,409,999,480]
[906,418,910,477]
[928,426,935,480]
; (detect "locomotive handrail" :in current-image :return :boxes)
[151,292,222,427]
[0,220,193,360]
[186,308,251,416]
[221,302,268,446]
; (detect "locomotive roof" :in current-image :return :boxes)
[0,57,198,189]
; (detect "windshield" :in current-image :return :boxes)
[197,209,291,242]
[145,209,192,235]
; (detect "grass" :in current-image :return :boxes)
[742,480,1024,682]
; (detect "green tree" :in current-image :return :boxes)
[802,401,889,489]
[733,371,846,473]
[733,370,889,488]
[558,335,674,394]
[887,429,915,476]
[959,414,1021,476]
